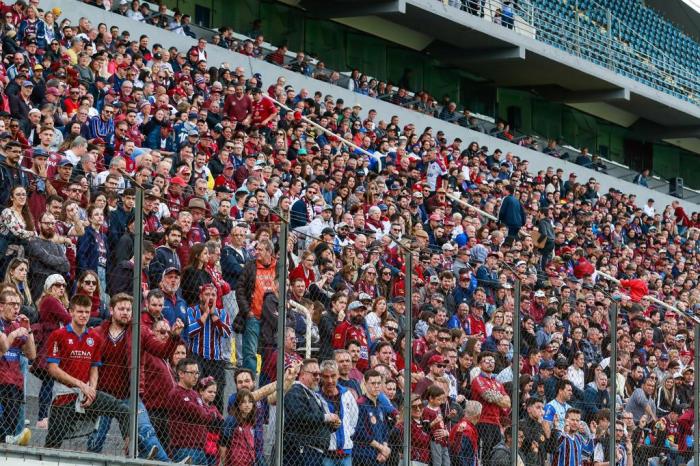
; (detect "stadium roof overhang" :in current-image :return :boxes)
[300,0,700,132]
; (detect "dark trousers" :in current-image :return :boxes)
[45,390,129,449]
[193,355,227,413]
[540,240,555,270]
[476,422,502,464]
[0,384,23,441]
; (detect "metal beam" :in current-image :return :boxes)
[562,88,630,103]
[431,45,525,65]
[299,0,406,18]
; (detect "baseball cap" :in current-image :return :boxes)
[170,176,187,186]
[58,159,74,167]
[347,301,366,311]
[427,355,446,366]
[358,293,372,302]
[162,267,181,280]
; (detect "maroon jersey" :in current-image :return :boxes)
[470,372,507,426]
[0,319,28,389]
[333,321,370,371]
[45,324,103,406]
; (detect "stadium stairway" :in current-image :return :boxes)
[43,0,699,212]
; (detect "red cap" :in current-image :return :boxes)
[429,213,441,222]
[208,227,220,237]
[427,355,445,366]
[170,176,187,187]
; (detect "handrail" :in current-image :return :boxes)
[289,300,313,358]
[596,270,700,325]
[261,94,384,172]
[446,192,499,222]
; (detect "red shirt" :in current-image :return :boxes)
[45,324,104,406]
[470,372,507,425]
[223,94,252,123]
[422,405,448,446]
[333,321,370,371]
[250,98,277,128]
[0,319,28,389]
[167,384,222,450]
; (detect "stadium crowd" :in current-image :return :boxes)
[0,0,699,465]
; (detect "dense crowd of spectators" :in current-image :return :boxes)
[0,1,699,466]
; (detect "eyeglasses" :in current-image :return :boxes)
[385,326,398,332]
[411,404,423,410]
[83,280,97,285]
[156,330,168,335]
[438,336,450,341]
[182,370,200,375]
[2,301,21,307]
[51,283,66,288]
[304,371,320,377]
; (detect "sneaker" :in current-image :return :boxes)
[35,419,48,430]
[6,428,31,446]
[146,445,158,460]
[178,456,192,465]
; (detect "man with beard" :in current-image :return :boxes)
[88,293,183,460]
[160,267,188,332]
[290,182,319,229]
[471,351,510,464]
[0,141,28,205]
[26,212,71,301]
[333,301,372,372]
[150,224,183,287]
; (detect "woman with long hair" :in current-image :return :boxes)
[289,250,316,289]
[181,243,213,306]
[77,204,109,303]
[198,376,222,465]
[355,265,379,299]
[656,375,677,418]
[220,389,257,466]
[365,296,388,341]
[0,186,36,274]
[32,274,70,429]
[2,258,35,322]
[74,270,106,327]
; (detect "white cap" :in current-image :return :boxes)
[44,274,67,291]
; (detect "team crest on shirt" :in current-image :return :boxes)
[86,338,95,347]
[369,414,376,424]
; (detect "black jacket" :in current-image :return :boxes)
[284,382,332,452]
[180,266,212,307]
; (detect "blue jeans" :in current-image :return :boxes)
[14,355,28,435]
[173,448,208,465]
[87,398,168,461]
[322,455,352,466]
[242,316,261,373]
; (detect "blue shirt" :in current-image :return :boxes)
[186,304,231,360]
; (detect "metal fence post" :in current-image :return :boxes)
[402,248,413,464]
[128,186,144,459]
[609,301,618,466]
[510,279,521,466]
[274,219,289,466]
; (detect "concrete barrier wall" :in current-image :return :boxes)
[41,0,698,212]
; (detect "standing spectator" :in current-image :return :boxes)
[0,289,35,445]
[353,369,394,465]
[87,292,182,460]
[626,376,657,423]
[186,283,231,413]
[167,357,224,464]
[0,185,36,273]
[470,351,510,464]
[333,301,372,372]
[284,358,340,466]
[26,212,70,302]
[32,274,70,430]
[218,388,256,466]
[421,385,450,466]
[181,243,213,307]
[449,400,483,466]
[234,239,276,374]
[0,141,28,206]
[319,359,359,464]
[497,184,525,240]
[44,295,129,449]
[76,205,109,300]
[552,409,594,466]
